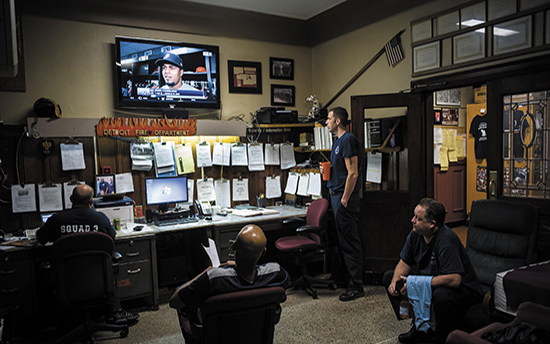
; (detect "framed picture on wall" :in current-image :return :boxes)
[271,84,295,106]
[228,60,262,94]
[441,108,459,126]
[269,57,294,80]
[435,88,461,106]
[434,109,442,124]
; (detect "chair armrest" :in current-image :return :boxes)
[296,225,321,234]
[446,330,491,344]
[283,217,306,226]
[112,251,122,275]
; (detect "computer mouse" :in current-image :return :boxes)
[205,216,213,221]
[133,225,144,231]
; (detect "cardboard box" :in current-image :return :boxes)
[300,132,314,143]
[474,85,487,104]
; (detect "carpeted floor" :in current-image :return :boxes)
[91,285,412,344]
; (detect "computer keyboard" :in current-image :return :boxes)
[155,217,199,227]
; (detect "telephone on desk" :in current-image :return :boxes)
[195,199,213,219]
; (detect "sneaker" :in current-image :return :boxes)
[339,283,365,302]
[398,323,434,344]
[108,309,139,324]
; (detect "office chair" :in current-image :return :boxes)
[49,232,129,344]
[275,198,337,299]
[177,286,286,344]
[464,199,539,330]
[447,302,550,344]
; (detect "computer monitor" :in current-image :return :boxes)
[145,176,188,206]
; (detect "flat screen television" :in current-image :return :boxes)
[115,36,220,110]
[145,176,188,206]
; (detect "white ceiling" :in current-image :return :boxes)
[180,0,347,20]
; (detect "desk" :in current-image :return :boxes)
[0,205,306,321]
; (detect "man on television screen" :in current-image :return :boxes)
[155,53,201,93]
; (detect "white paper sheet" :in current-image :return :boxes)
[197,178,216,201]
[265,175,282,199]
[265,143,280,165]
[280,143,296,170]
[202,238,220,267]
[153,142,175,168]
[297,173,310,196]
[63,181,84,209]
[366,152,382,183]
[132,158,153,172]
[214,179,231,208]
[60,143,86,171]
[212,142,231,166]
[307,172,322,197]
[174,144,195,174]
[284,172,299,195]
[231,144,248,166]
[232,178,249,201]
[196,142,213,168]
[11,184,37,213]
[115,173,134,193]
[248,143,265,171]
[433,127,443,144]
[39,183,63,212]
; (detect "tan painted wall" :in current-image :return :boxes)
[0,15,312,125]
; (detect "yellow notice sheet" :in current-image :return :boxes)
[439,146,449,171]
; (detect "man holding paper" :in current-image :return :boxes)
[320,106,364,302]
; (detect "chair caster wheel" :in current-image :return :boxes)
[120,328,129,338]
[328,283,337,290]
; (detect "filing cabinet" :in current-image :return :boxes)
[0,252,36,319]
[115,234,159,310]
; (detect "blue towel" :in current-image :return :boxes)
[407,275,433,332]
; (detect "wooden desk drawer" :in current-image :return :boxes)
[117,261,153,300]
[0,278,35,317]
[116,239,151,263]
[0,255,33,281]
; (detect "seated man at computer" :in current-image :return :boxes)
[37,184,139,325]
[170,224,289,344]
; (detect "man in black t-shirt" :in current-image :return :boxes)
[37,184,138,325]
[383,198,483,344]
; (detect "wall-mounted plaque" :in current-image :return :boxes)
[412,19,432,42]
[413,41,440,73]
[437,11,459,35]
[493,16,532,55]
[454,29,486,64]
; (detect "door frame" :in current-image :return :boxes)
[410,54,550,214]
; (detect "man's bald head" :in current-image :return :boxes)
[234,224,267,264]
[70,184,94,208]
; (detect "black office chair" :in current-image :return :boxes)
[464,199,540,330]
[275,198,337,299]
[49,232,129,344]
[176,286,287,344]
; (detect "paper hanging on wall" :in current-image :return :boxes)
[196,142,212,168]
[232,178,249,201]
[284,172,299,195]
[366,152,382,184]
[307,172,322,197]
[174,144,195,174]
[231,144,248,166]
[297,173,309,196]
[248,143,265,171]
[11,184,37,213]
[214,179,231,208]
[115,173,134,193]
[265,175,281,199]
[197,178,216,201]
[63,181,84,209]
[265,143,280,165]
[212,142,231,166]
[60,143,86,171]
[39,183,63,212]
[280,143,296,170]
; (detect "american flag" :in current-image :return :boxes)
[385,34,404,67]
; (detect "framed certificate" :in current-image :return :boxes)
[460,2,486,29]
[437,11,459,36]
[412,19,432,42]
[413,41,440,73]
[454,29,486,64]
[488,0,516,21]
[493,16,532,55]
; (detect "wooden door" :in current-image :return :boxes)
[351,92,425,275]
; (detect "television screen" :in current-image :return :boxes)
[116,36,220,110]
[145,176,188,206]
